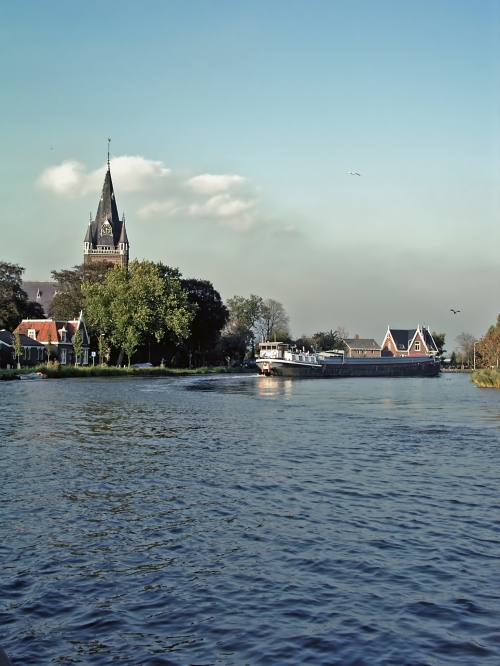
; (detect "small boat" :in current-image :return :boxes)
[19,372,48,380]
[256,342,440,378]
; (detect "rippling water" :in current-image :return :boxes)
[1,373,500,665]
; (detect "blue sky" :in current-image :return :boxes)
[1,1,499,347]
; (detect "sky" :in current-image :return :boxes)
[1,0,499,349]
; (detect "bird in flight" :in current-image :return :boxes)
[347,172,361,176]
[450,309,460,314]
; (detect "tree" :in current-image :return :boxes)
[475,315,500,369]
[258,299,290,341]
[83,260,195,363]
[0,261,44,330]
[50,261,113,320]
[72,329,83,365]
[431,332,446,357]
[311,330,345,351]
[13,331,23,369]
[46,331,53,363]
[455,332,476,367]
[122,326,140,367]
[180,279,229,365]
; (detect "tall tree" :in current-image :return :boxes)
[13,331,22,369]
[181,279,229,364]
[455,332,476,367]
[72,329,83,365]
[258,299,290,341]
[0,261,44,330]
[50,261,113,320]
[476,316,500,369]
[431,332,446,357]
[83,260,195,363]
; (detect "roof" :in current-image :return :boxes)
[118,219,128,244]
[343,338,381,350]
[0,329,46,348]
[86,166,125,248]
[22,281,57,315]
[389,329,416,351]
[15,317,90,346]
[385,327,438,353]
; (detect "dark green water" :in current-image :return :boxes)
[1,373,500,665]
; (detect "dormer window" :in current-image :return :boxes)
[101,221,112,235]
[28,329,36,340]
[415,341,420,351]
[60,328,67,342]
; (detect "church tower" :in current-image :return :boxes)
[83,145,129,267]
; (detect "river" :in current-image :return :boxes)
[1,372,500,665]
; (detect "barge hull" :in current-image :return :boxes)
[257,359,440,378]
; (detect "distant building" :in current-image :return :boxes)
[21,281,57,317]
[83,157,129,268]
[381,325,438,357]
[0,330,47,368]
[15,312,90,365]
[343,337,382,357]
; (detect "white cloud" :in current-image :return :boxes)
[138,200,179,219]
[188,194,254,219]
[38,156,171,198]
[187,173,246,194]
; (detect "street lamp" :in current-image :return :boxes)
[473,340,479,370]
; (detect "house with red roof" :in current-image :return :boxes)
[15,312,90,365]
[381,325,439,357]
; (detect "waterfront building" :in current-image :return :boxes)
[15,312,91,365]
[381,325,438,357]
[343,337,382,357]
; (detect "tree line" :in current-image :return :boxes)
[2,259,347,368]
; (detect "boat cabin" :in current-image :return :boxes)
[258,342,290,359]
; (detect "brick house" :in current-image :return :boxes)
[381,325,439,357]
[343,337,382,357]
[0,330,48,368]
[15,312,91,365]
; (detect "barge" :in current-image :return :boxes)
[256,342,440,378]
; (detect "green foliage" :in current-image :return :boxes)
[122,326,140,367]
[181,279,229,358]
[47,331,52,361]
[72,329,83,365]
[13,331,23,368]
[0,261,44,330]
[83,260,195,360]
[475,314,500,369]
[471,369,500,388]
[50,261,113,320]
[431,332,446,356]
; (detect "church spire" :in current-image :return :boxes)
[83,147,129,268]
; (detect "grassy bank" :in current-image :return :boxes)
[0,364,254,379]
[471,369,500,388]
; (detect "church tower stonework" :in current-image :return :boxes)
[83,156,129,268]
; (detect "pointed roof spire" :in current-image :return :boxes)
[119,214,129,244]
[107,138,111,170]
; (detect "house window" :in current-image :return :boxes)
[61,349,67,365]
[415,341,420,351]
[28,329,36,339]
[24,347,31,360]
[83,349,88,365]
[60,329,67,342]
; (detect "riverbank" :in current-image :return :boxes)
[0,364,255,379]
[470,369,500,388]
